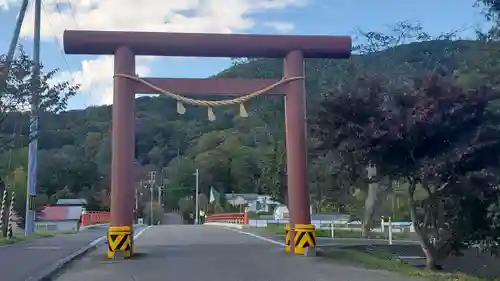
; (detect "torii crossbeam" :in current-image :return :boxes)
[63,30,351,257]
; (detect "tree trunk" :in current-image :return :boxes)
[407,180,440,270]
[422,245,438,269]
[362,176,392,238]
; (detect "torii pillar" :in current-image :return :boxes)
[63,30,351,256]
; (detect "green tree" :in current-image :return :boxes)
[8,166,48,229]
[1,48,78,150]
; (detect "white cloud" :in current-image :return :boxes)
[4,0,307,107]
[55,56,153,106]
[0,0,17,10]
[263,21,295,33]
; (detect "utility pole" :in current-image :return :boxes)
[25,0,41,235]
[194,169,199,225]
[148,171,156,225]
[162,168,168,207]
[1,0,29,235]
[157,167,165,206]
[158,184,161,205]
[1,0,29,89]
[134,181,141,223]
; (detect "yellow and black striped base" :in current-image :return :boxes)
[107,225,133,259]
[284,223,316,255]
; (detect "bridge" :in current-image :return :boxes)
[80,211,111,228]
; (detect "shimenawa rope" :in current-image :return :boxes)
[114,74,303,121]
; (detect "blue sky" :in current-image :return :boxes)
[0,0,487,109]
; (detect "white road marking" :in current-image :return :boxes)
[133,225,151,239]
[225,227,286,246]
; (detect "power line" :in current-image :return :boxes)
[42,1,93,107]
[61,0,79,28]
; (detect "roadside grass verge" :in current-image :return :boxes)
[0,230,77,245]
[323,247,495,281]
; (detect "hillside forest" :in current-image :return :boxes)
[3,1,500,270]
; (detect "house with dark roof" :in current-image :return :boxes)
[35,205,83,232]
[56,198,87,206]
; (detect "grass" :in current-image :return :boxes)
[0,230,77,245]
[323,248,496,281]
[253,224,491,280]
[260,223,411,240]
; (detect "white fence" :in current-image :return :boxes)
[248,219,414,233]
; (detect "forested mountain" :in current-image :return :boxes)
[0,39,493,216]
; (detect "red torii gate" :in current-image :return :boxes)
[63,30,351,257]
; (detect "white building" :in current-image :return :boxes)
[224,193,280,213]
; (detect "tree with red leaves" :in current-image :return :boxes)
[312,73,500,269]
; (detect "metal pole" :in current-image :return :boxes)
[330,215,335,239]
[388,216,393,245]
[158,184,161,205]
[25,0,41,236]
[149,185,153,225]
[7,191,15,239]
[0,0,30,91]
[163,177,168,209]
[134,184,140,223]
[194,169,199,225]
[148,172,155,225]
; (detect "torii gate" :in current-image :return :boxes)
[63,30,351,258]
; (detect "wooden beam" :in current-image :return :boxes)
[63,30,351,58]
[133,78,285,95]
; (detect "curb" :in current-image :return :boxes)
[27,224,146,281]
[27,236,106,281]
[204,222,244,229]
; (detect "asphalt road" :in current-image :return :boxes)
[0,225,143,281]
[54,225,423,281]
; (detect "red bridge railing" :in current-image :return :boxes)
[81,211,110,226]
[205,212,249,225]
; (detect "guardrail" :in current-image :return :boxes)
[246,219,414,233]
[205,212,249,225]
[81,211,111,226]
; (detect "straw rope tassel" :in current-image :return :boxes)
[7,191,15,239]
[177,100,186,114]
[0,189,7,237]
[207,107,216,121]
[239,103,248,118]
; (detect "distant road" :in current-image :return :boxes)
[163,212,184,225]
